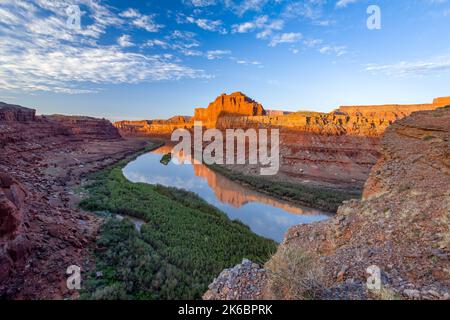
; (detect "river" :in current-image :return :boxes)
[122,145,330,242]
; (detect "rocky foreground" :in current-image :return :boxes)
[0,103,150,299]
[204,107,450,300]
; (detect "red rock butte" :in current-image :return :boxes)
[194,92,265,127]
[114,92,450,137]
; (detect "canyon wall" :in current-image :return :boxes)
[0,103,142,298]
[114,93,449,137]
[0,102,36,122]
[205,106,450,300]
[114,93,448,190]
[194,92,265,127]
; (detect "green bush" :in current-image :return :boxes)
[80,145,276,300]
[208,164,360,212]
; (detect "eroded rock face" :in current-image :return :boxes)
[0,102,147,299]
[194,92,265,127]
[0,102,36,122]
[285,107,450,300]
[115,117,192,135]
[0,173,30,283]
[113,95,448,191]
[44,115,121,140]
[205,107,450,300]
[114,95,449,138]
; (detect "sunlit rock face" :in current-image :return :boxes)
[113,94,449,190]
[204,107,450,300]
[150,145,320,215]
[114,94,449,137]
[433,96,450,106]
[193,92,266,128]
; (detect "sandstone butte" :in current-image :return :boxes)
[204,106,450,300]
[114,92,449,191]
[0,103,149,299]
[114,93,450,136]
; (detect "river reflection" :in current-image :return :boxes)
[122,145,330,242]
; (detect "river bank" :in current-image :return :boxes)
[0,108,156,299]
[78,141,276,299]
[207,164,360,213]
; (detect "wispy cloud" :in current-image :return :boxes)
[318,45,347,56]
[119,8,163,32]
[0,0,208,94]
[206,50,231,60]
[180,15,228,34]
[335,0,359,8]
[365,55,450,77]
[269,32,303,47]
[117,35,134,47]
[183,0,269,16]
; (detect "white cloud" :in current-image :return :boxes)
[336,0,359,8]
[0,1,208,94]
[283,0,326,20]
[120,8,163,32]
[143,39,170,49]
[183,0,270,16]
[119,8,141,18]
[229,0,269,16]
[118,35,134,47]
[235,59,262,66]
[318,45,347,56]
[183,0,217,7]
[206,50,231,60]
[269,32,302,47]
[365,55,450,77]
[185,16,227,34]
[232,21,256,33]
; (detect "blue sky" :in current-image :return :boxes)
[0,0,450,120]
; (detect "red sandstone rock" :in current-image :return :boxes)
[0,103,146,299]
[204,107,450,300]
[44,115,121,140]
[113,94,448,190]
[433,96,450,106]
[193,92,265,127]
[0,102,36,122]
[0,173,29,283]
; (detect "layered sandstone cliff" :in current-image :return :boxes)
[114,94,449,137]
[113,94,448,190]
[0,103,147,299]
[204,107,450,300]
[194,92,265,127]
[114,92,265,134]
[0,102,36,122]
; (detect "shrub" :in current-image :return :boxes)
[422,135,436,141]
[208,164,360,212]
[79,146,276,300]
[265,245,324,300]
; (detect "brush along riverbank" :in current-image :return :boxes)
[207,164,360,212]
[78,141,276,299]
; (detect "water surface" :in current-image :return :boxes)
[123,145,330,242]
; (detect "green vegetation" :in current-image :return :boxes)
[208,164,360,212]
[266,245,324,300]
[422,135,436,141]
[159,153,172,165]
[79,142,276,300]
